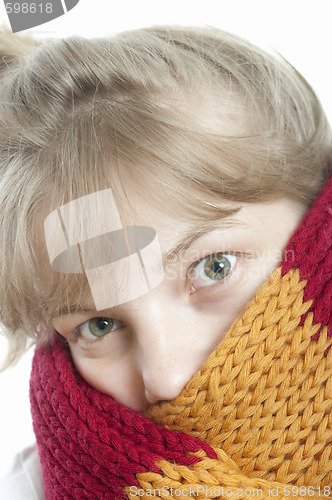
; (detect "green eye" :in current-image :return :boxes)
[88,317,114,337]
[204,255,233,281]
[190,253,237,290]
[75,316,123,342]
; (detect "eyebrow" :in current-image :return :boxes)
[161,224,220,265]
[161,211,244,264]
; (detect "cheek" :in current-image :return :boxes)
[69,345,147,410]
[69,348,110,393]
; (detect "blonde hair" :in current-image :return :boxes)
[0,25,331,367]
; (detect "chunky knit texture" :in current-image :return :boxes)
[30,178,332,500]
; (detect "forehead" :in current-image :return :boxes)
[39,185,239,314]
[40,186,304,318]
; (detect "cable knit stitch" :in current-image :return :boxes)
[30,177,332,500]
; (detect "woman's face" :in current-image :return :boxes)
[51,193,305,411]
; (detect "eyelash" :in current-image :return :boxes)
[72,252,238,342]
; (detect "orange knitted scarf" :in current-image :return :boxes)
[136,178,332,499]
[30,178,332,500]
[141,268,331,499]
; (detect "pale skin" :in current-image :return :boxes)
[52,195,306,412]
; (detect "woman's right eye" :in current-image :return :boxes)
[75,317,122,340]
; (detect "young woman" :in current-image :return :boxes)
[0,25,331,499]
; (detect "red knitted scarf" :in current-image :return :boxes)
[30,178,332,499]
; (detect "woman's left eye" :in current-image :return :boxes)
[189,253,237,292]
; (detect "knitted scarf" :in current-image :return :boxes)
[30,178,332,500]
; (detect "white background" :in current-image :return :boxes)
[0,0,331,476]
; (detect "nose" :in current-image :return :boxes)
[145,389,162,405]
[132,300,208,406]
[141,359,192,405]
